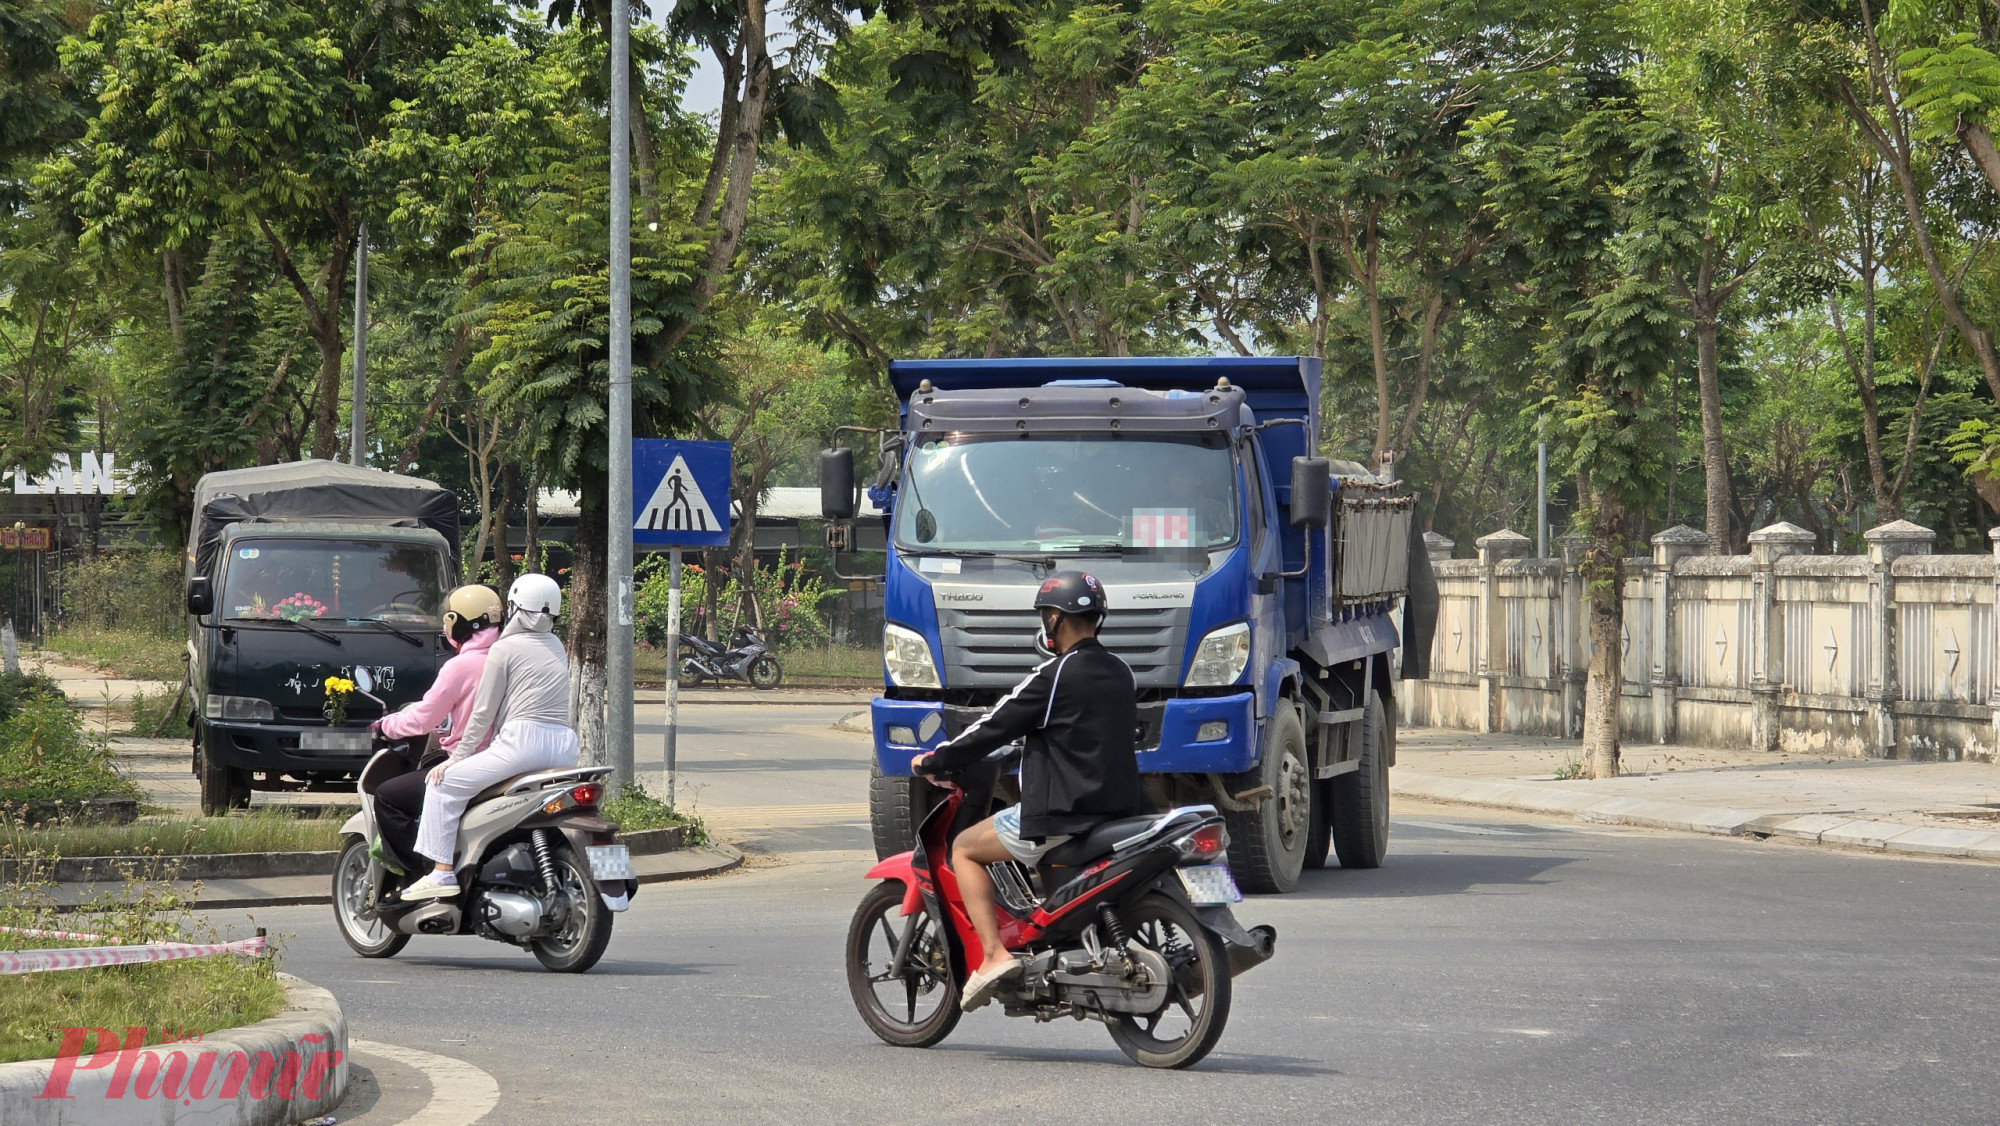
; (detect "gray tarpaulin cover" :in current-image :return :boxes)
[188,460,459,578]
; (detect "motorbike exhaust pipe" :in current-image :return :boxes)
[1225,924,1278,978]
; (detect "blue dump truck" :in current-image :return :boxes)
[821,357,1438,893]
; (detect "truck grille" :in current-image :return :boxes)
[936,606,1188,688]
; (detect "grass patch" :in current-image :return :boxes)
[39,625,186,682]
[0,884,282,1064]
[124,685,191,738]
[604,780,706,845]
[3,810,344,859]
[0,677,140,809]
[1552,759,1585,781]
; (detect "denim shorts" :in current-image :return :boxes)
[993,804,1071,865]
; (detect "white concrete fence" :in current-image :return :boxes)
[1399,519,2000,762]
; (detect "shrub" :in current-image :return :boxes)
[601,780,706,844]
[56,548,184,639]
[636,545,834,651]
[0,680,140,808]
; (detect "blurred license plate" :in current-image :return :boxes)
[1178,863,1241,905]
[587,845,633,881]
[300,730,370,752]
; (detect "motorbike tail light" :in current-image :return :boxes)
[570,783,603,807]
[1176,823,1228,862]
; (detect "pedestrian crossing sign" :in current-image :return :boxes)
[633,439,731,547]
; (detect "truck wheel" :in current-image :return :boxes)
[870,761,939,859]
[1331,689,1391,869]
[196,731,250,816]
[1223,705,1310,894]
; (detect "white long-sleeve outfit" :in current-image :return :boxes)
[416,609,578,866]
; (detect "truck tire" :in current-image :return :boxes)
[195,728,250,816]
[870,761,938,859]
[1331,689,1391,869]
[1223,705,1310,894]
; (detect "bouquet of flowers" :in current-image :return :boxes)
[273,593,329,623]
[323,675,356,726]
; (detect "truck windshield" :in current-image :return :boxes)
[220,541,451,624]
[895,432,1239,553]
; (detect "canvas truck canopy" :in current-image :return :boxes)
[189,460,460,579]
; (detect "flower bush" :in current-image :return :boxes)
[636,546,834,651]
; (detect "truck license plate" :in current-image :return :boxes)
[1178,863,1242,906]
[587,845,634,881]
[299,730,370,752]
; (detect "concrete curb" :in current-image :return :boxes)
[1392,771,2000,862]
[834,709,871,734]
[0,971,346,1125]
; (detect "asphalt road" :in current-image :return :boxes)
[204,705,2000,1125]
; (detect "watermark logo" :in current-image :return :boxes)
[36,1027,342,1103]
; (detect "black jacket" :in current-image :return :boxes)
[924,637,1147,839]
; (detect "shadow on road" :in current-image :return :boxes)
[1284,848,1583,900]
[385,955,720,977]
[947,1043,1340,1077]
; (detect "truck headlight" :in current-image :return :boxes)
[204,695,275,721]
[1183,622,1251,687]
[883,623,942,688]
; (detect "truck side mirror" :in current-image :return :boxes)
[186,576,213,616]
[820,448,855,520]
[1290,457,1331,527]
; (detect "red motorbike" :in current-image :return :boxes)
[844,760,1277,1069]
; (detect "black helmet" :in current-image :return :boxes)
[1034,570,1107,619]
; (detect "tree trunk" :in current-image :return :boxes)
[1959,121,2000,199]
[524,477,541,574]
[308,336,345,461]
[1579,516,1624,780]
[568,493,609,766]
[495,460,518,594]
[1693,307,1731,551]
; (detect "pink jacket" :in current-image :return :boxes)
[377,628,498,753]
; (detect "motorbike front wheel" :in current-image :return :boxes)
[531,841,613,973]
[332,836,409,959]
[845,881,960,1048]
[747,655,782,690]
[1106,892,1232,1069]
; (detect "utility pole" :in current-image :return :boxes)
[1537,435,1548,558]
[606,0,636,792]
[351,222,369,466]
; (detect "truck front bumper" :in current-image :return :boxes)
[872,691,1257,776]
[205,721,371,778]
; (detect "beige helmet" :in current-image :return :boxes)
[441,584,503,646]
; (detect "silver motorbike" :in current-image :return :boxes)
[331,669,634,972]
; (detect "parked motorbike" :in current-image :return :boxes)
[677,625,782,690]
[330,669,634,972]
[844,758,1277,1069]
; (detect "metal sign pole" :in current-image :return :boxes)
[664,546,681,807]
[605,0,636,792]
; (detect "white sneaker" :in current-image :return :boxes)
[400,871,460,901]
[959,956,1022,1011]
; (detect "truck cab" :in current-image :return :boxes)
[828,357,1426,894]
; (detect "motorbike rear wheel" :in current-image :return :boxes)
[676,657,705,686]
[747,655,782,690]
[531,842,613,973]
[1106,893,1232,1069]
[845,881,960,1048]
[332,836,409,959]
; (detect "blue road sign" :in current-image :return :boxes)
[633,439,731,548]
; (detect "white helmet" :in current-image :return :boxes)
[508,573,562,617]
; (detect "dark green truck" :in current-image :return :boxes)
[184,462,460,815]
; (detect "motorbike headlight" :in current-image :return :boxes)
[1183,622,1251,687]
[883,623,942,688]
[204,695,275,722]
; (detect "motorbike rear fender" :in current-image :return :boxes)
[552,816,636,911]
[866,851,922,915]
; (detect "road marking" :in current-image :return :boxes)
[351,1038,500,1125]
[1398,819,1522,836]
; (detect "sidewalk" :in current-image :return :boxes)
[1394,728,2000,861]
[27,654,178,707]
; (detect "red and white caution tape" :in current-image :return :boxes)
[0,925,120,944]
[0,935,266,975]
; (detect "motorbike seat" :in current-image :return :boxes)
[1041,814,1165,869]
[469,772,540,804]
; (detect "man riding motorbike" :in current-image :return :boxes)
[401,573,579,901]
[909,569,1146,1011]
[368,584,505,869]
